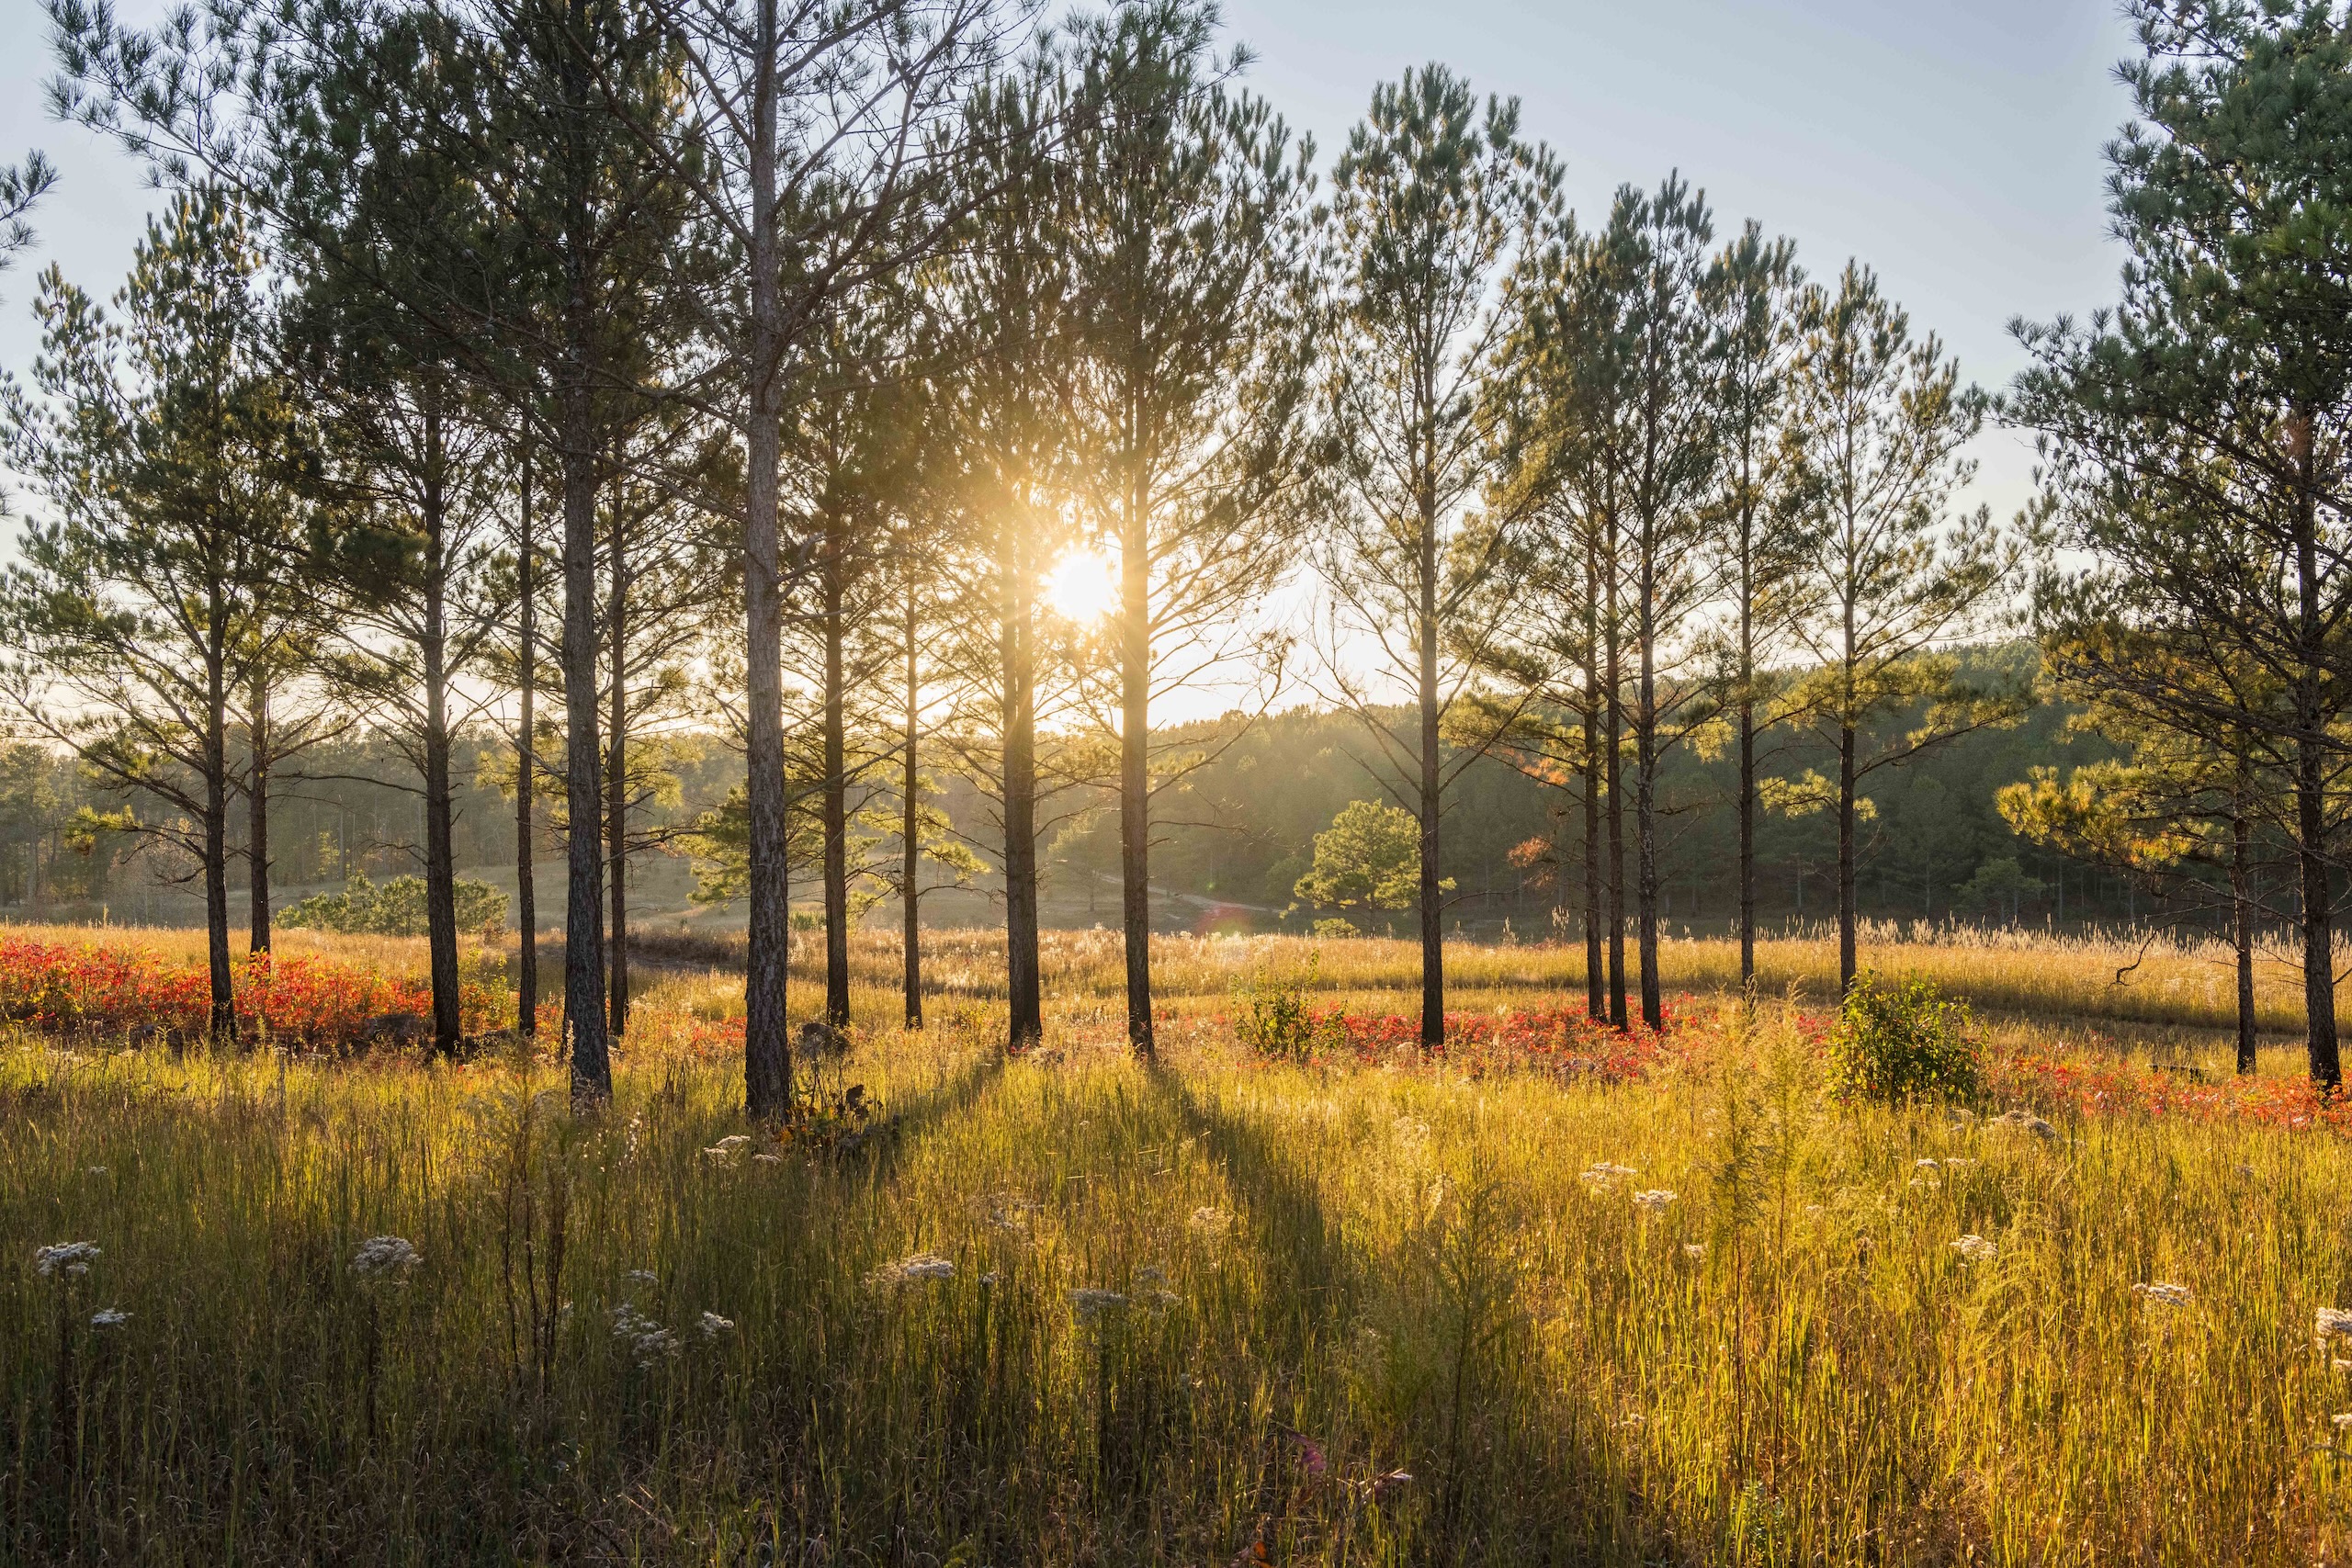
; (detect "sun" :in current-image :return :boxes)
[1043,546,1118,625]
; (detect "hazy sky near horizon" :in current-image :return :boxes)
[0,0,2140,527]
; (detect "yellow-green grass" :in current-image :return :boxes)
[7,920,2352,1561]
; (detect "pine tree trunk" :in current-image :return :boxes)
[2296,735,2338,1086]
[1418,499,1444,1052]
[515,458,537,1039]
[1582,685,1603,1022]
[203,626,235,1045]
[1635,545,1661,1032]
[1001,508,1043,1051]
[1838,719,1859,995]
[741,0,791,1115]
[247,672,271,955]
[557,392,608,1099]
[2233,805,2255,1076]
[1119,468,1154,1059]
[822,508,850,1030]
[607,516,630,1042]
[1604,572,1626,1031]
[901,584,922,1030]
[1737,594,1756,995]
[422,410,463,1057]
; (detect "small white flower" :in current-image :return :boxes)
[1071,1288,1129,1320]
[1681,1243,1706,1259]
[623,1269,660,1289]
[89,1307,130,1328]
[608,1302,680,1364]
[696,1311,735,1339]
[701,1134,752,1165]
[1989,1110,2058,1140]
[1631,1190,1677,1214]
[1580,1162,1639,1190]
[1951,1235,1997,1264]
[1188,1206,1231,1233]
[1139,1287,1182,1312]
[2317,1306,2352,1343]
[85,1167,107,1177]
[866,1252,955,1289]
[35,1241,100,1279]
[2133,1281,2191,1309]
[2334,1412,2352,1432]
[350,1236,421,1278]
[1914,1158,1940,1171]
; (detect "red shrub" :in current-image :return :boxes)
[0,936,503,1051]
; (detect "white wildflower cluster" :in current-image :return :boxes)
[2133,1281,2192,1309]
[697,1311,735,1340]
[1188,1206,1231,1235]
[351,1235,423,1279]
[90,1307,130,1328]
[1071,1288,1128,1321]
[1681,1243,1707,1260]
[1579,1162,1638,1192]
[1631,1190,1678,1215]
[866,1252,955,1290]
[2317,1306,2352,1348]
[989,1195,1041,1233]
[35,1241,100,1279]
[1950,1235,1997,1265]
[2333,1412,2352,1433]
[1134,1264,1181,1312]
[608,1302,682,1365]
[624,1269,660,1288]
[701,1134,753,1166]
[1988,1110,2058,1140]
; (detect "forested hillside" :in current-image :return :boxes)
[3,643,2139,935]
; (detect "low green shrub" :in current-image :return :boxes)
[280,873,508,940]
[1826,969,1982,1104]
[1234,951,1338,1063]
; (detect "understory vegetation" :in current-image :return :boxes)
[7,924,2352,1563]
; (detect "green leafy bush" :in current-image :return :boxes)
[1310,917,1361,939]
[1234,952,1338,1063]
[280,873,508,939]
[1826,970,1982,1104]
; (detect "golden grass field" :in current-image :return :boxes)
[6,918,2352,1563]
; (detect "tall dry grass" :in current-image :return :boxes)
[7,987,2352,1563]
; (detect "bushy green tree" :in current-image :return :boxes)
[1294,798,1444,915]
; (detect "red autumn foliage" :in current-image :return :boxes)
[0,936,504,1050]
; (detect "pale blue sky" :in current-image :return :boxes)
[0,0,2140,524]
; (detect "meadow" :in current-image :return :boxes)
[7,919,2352,1564]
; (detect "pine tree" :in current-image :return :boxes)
[1061,0,1317,1058]
[1777,264,2022,993]
[0,191,312,1041]
[1700,220,1809,997]
[1314,63,1557,1049]
[2008,0,2352,1087]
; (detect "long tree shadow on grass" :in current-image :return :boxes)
[1148,1064,1357,1368]
[1147,1060,1670,1566]
[831,1044,1007,1186]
